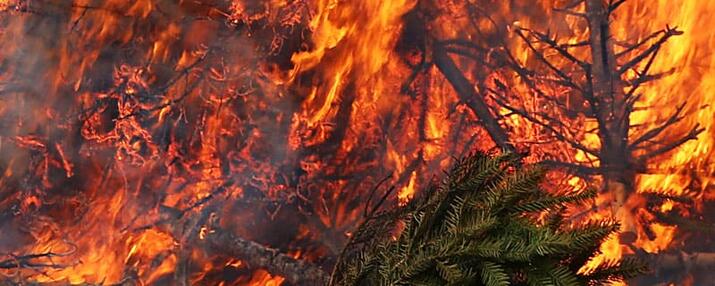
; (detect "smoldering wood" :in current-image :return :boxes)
[203,227,330,286]
[2,1,712,285]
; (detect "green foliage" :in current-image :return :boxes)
[332,152,646,286]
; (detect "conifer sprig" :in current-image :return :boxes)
[333,152,646,286]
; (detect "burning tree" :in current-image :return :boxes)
[0,0,713,285]
[419,0,714,280]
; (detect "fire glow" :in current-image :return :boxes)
[0,0,713,285]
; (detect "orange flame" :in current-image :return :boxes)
[0,0,713,285]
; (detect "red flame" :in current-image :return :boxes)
[0,0,713,284]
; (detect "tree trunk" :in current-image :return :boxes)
[585,0,636,237]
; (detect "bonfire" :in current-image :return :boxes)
[0,0,713,285]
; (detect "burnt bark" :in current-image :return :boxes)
[585,0,635,235]
[204,228,330,286]
[433,43,517,154]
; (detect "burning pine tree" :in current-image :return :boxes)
[0,0,713,285]
[422,0,715,282]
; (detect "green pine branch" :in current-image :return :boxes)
[332,152,646,286]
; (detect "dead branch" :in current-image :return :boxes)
[553,7,588,19]
[540,159,599,175]
[117,55,208,121]
[497,41,595,118]
[0,251,72,270]
[608,0,628,14]
[513,28,584,92]
[517,27,590,70]
[489,93,600,157]
[629,103,687,149]
[203,227,329,286]
[637,125,704,162]
[618,26,683,75]
[433,43,517,154]
[625,69,674,93]
[444,46,487,65]
[616,29,666,58]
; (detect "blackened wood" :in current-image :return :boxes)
[204,228,329,285]
[433,43,517,154]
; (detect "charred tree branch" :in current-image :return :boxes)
[490,94,600,157]
[637,125,704,162]
[499,44,591,118]
[540,159,599,175]
[625,69,674,93]
[629,103,686,149]
[519,27,590,70]
[433,43,517,153]
[513,28,584,92]
[618,27,683,75]
[553,7,588,19]
[608,0,628,14]
[616,29,666,58]
[204,228,329,285]
[0,248,76,270]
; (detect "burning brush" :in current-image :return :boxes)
[0,0,714,285]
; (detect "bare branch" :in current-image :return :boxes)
[204,227,329,285]
[521,27,590,70]
[433,43,517,153]
[540,159,600,175]
[439,39,488,53]
[500,40,599,119]
[637,125,704,162]
[608,0,628,14]
[444,47,486,65]
[0,247,77,270]
[629,103,686,149]
[513,28,585,93]
[490,93,600,158]
[116,53,208,121]
[619,26,683,75]
[616,29,665,58]
[553,7,588,19]
[625,69,675,90]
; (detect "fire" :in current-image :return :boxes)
[245,269,285,286]
[614,0,715,258]
[581,233,623,275]
[625,0,715,198]
[287,0,418,149]
[28,187,144,284]
[0,0,713,285]
[399,170,417,203]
